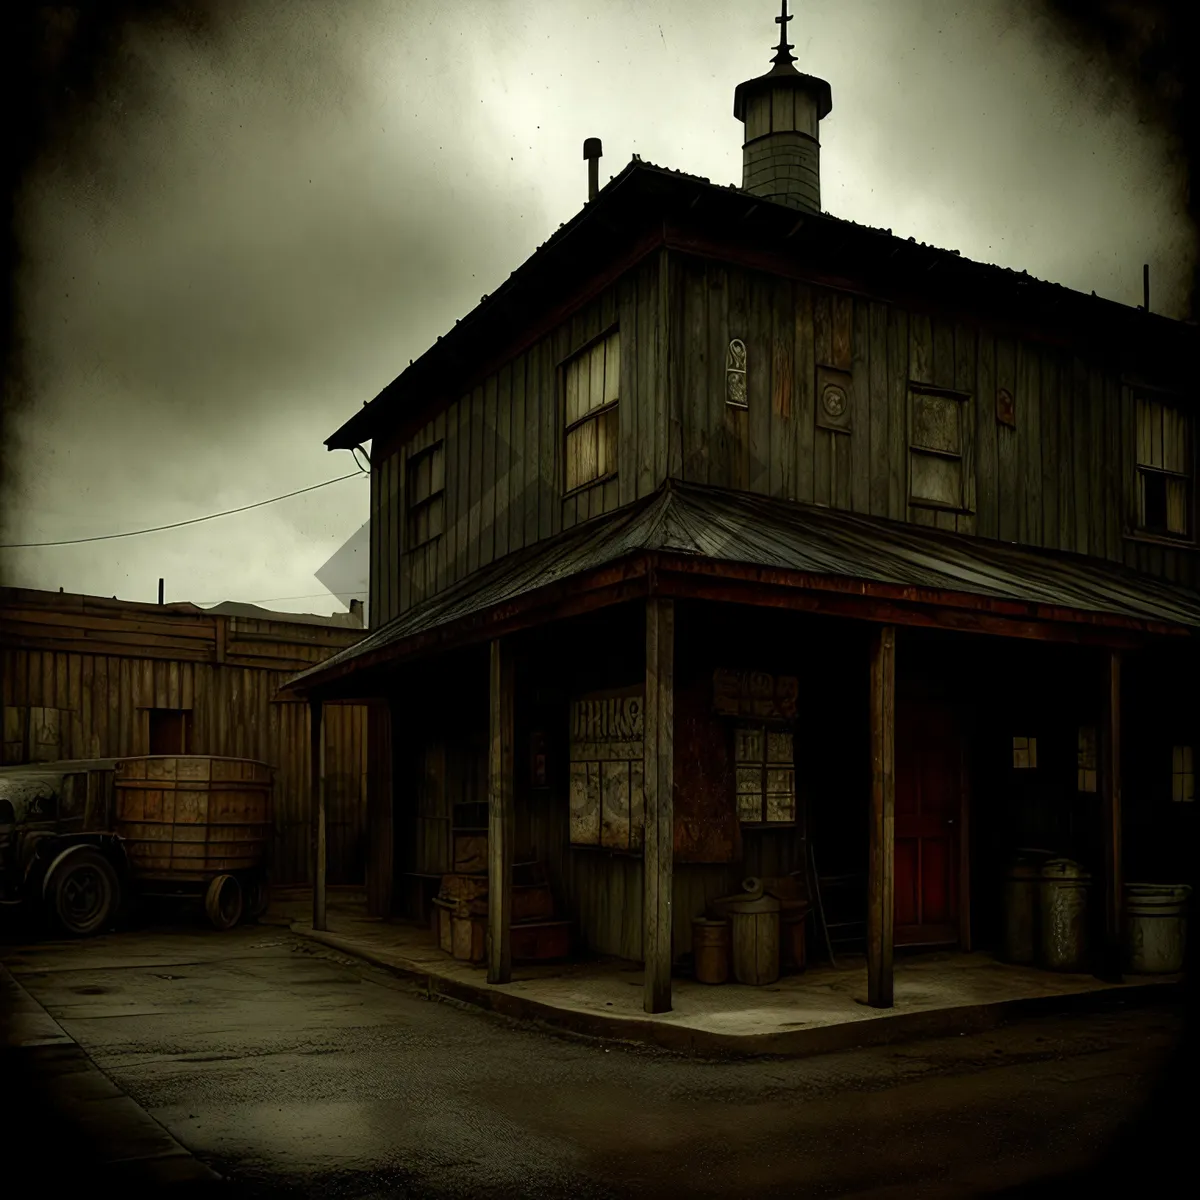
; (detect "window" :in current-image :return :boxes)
[1012,737,1037,769]
[564,329,620,493]
[1136,395,1192,538]
[148,709,191,755]
[1077,727,1097,793]
[909,386,969,511]
[1172,746,1194,802]
[735,725,796,824]
[406,441,445,548]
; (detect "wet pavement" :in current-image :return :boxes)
[0,918,1191,1199]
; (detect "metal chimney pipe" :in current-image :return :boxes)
[583,137,602,201]
[1143,263,1150,312]
[158,578,164,605]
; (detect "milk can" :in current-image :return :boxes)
[692,917,731,984]
[1124,883,1191,975]
[1039,858,1091,971]
[1002,850,1053,965]
[727,893,781,986]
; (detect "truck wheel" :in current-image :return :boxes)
[45,850,120,937]
[204,874,243,930]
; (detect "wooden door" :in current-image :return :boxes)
[895,701,964,946]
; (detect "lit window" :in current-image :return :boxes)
[1172,746,1195,802]
[1136,396,1192,539]
[564,329,620,493]
[735,726,795,824]
[1013,737,1037,770]
[1077,727,1097,793]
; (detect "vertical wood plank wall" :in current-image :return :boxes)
[0,595,369,885]
[371,257,664,625]
[665,255,1198,589]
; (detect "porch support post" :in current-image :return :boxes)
[309,696,327,932]
[487,639,515,985]
[643,596,675,1015]
[1099,649,1123,982]
[867,625,896,1009]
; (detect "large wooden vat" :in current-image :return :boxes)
[115,756,272,882]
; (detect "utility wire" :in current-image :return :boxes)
[1,470,367,549]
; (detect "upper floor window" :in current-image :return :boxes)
[909,385,971,512]
[406,441,445,549]
[1136,395,1193,539]
[1172,745,1194,802]
[564,328,619,494]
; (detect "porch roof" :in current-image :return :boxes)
[280,482,1200,698]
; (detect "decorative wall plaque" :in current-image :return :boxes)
[713,669,798,720]
[996,387,1016,427]
[726,339,747,408]
[815,366,852,432]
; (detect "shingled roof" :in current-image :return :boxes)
[328,158,1198,453]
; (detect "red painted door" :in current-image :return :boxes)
[895,702,962,946]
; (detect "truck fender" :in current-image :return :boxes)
[40,842,107,902]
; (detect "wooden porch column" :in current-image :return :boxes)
[867,626,896,1009]
[643,596,675,1015]
[1099,650,1123,982]
[309,697,327,932]
[487,639,515,985]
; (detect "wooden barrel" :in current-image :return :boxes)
[692,917,731,984]
[115,756,272,883]
[728,894,781,985]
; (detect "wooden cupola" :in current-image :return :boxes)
[733,0,833,213]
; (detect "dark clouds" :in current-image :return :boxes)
[2,0,1195,612]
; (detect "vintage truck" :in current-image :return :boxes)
[0,759,130,936]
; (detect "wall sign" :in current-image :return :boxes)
[713,670,798,720]
[815,366,852,432]
[568,692,645,852]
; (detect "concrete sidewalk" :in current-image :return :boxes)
[286,894,1183,1059]
[1,964,223,1192]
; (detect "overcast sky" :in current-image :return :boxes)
[3,0,1193,617]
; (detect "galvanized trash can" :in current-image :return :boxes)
[1002,849,1053,964]
[692,917,731,984]
[1124,883,1192,975]
[1039,858,1090,971]
[728,892,781,986]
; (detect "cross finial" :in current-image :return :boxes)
[772,0,797,68]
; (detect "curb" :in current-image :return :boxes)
[0,965,224,1190]
[291,924,1184,1060]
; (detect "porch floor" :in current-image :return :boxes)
[275,890,1180,1057]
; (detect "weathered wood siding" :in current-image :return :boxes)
[667,256,1200,589]
[369,256,665,626]
[0,590,369,885]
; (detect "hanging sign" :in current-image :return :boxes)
[712,669,798,720]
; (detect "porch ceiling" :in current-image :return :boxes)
[278,482,1200,699]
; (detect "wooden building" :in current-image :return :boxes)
[0,588,370,885]
[283,6,1200,1011]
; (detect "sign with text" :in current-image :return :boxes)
[569,692,645,852]
[712,669,798,720]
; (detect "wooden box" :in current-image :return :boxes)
[451,911,487,964]
[511,920,571,962]
[512,884,556,923]
[453,833,489,874]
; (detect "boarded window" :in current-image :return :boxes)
[1172,745,1195,802]
[1013,736,1037,770]
[564,329,620,493]
[734,725,796,825]
[148,709,191,755]
[1077,727,1097,793]
[1136,396,1192,538]
[568,692,644,851]
[406,441,446,548]
[909,387,969,511]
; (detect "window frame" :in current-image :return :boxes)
[561,325,620,497]
[733,721,797,828]
[1171,745,1195,803]
[907,383,974,514]
[405,439,446,551]
[1133,391,1194,542]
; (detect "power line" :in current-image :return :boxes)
[0,470,368,550]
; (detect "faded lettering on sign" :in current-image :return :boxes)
[569,692,645,852]
[713,669,798,720]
